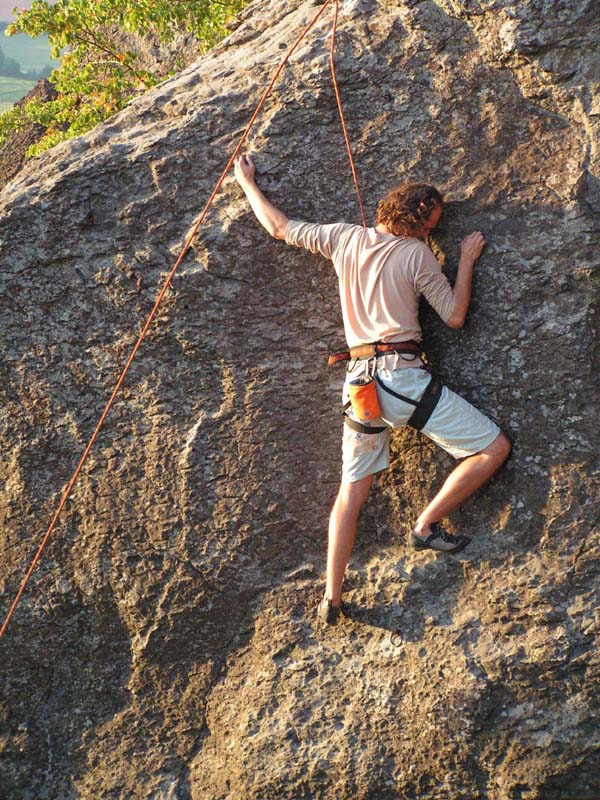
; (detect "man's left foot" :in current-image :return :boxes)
[409,522,471,554]
[318,597,342,625]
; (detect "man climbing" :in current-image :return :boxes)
[234,153,511,625]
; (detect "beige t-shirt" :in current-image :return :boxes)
[285,220,456,351]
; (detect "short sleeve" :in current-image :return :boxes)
[285,219,351,261]
[413,244,456,323]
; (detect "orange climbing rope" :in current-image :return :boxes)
[0,0,365,639]
[329,0,367,227]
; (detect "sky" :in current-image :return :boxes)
[0,2,26,22]
[0,1,56,22]
[0,2,21,22]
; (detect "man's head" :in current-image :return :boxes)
[375,183,443,239]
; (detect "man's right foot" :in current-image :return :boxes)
[409,522,470,554]
[318,597,342,625]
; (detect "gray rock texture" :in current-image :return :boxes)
[1,1,599,798]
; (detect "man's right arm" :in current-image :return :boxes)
[234,153,289,240]
[446,231,485,329]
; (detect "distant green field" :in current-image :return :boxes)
[0,23,58,110]
[2,31,58,72]
[0,74,35,111]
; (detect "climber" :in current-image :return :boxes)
[234,153,511,625]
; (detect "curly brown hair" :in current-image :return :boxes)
[375,183,443,237]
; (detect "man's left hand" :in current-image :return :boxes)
[460,231,486,266]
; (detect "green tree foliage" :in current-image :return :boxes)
[0,0,246,154]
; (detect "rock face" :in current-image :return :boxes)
[0,1,598,798]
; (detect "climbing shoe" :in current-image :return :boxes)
[409,522,470,554]
[318,597,342,625]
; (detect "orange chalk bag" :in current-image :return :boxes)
[347,374,382,422]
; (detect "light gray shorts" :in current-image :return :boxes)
[342,365,501,483]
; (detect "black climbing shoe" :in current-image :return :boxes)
[318,597,342,625]
[409,522,471,554]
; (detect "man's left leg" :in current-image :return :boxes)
[406,377,510,549]
[414,431,511,538]
[323,474,373,608]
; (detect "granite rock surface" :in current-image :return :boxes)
[0,1,598,798]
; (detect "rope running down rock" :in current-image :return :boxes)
[0,0,366,639]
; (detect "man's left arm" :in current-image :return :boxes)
[446,232,485,329]
[234,154,289,240]
[415,232,485,328]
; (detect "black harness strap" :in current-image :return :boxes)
[374,374,419,407]
[342,401,386,434]
[402,374,443,431]
[343,373,444,434]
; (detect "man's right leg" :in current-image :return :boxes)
[323,362,390,618]
[324,474,373,606]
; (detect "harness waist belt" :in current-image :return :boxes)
[328,340,420,366]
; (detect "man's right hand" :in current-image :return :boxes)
[232,152,288,239]
[460,231,486,266]
[234,153,256,187]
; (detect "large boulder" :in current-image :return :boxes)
[1,1,598,798]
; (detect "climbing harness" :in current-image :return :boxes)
[342,367,443,435]
[336,338,443,435]
[342,341,420,423]
[0,0,358,639]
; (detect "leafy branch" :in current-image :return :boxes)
[1,0,246,155]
